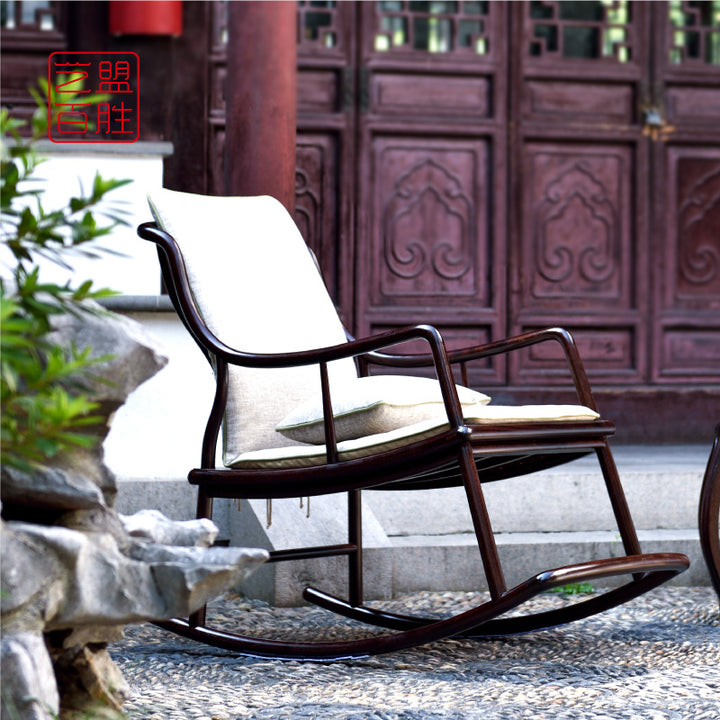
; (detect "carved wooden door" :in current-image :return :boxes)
[207,1,358,324]
[354,1,509,388]
[509,0,720,392]
[295,1,358,327]
[510,0,653,387]
[651,1,720,385]
[211,1,718,430]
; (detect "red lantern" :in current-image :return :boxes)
[109,1,183,37]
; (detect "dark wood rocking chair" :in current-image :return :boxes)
[138,189,689,660]
[699,423,720,605]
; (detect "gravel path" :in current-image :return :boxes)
[114,587,719,720]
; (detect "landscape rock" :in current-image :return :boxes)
[0,310,267,720]
[47,639,130,718]
[47,303,169,412]
[120,508,218,548]
[1,633,60,720]
[1,464,106,512]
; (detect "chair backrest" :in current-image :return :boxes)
[147,189,358,462]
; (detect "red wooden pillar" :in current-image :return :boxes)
[224,1,297,213]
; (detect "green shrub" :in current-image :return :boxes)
[1,83,130,471]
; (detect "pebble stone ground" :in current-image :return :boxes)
[114,586,719,720]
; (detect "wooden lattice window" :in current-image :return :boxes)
[668,0,720,64]
[528,1,633,63]
[298,0,339,49]
[374,1,491,55]
[1,0,56,31]
[211,1,341,51]
[0,0,65,52]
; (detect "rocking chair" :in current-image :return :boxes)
[138,189,689,660]
[700,423,720,604]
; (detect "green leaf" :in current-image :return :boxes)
[1,78,132,472]
[16,206,37,236]
[70,197,87,213]
[91,173,132,201]
[547,583,595,596]
[72,280,93,299]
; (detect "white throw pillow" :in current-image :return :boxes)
[276,374,491,444]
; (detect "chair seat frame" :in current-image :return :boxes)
[139,221,689,660]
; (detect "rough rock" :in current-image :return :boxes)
[120,508,218,548]
[0,309,267,720]
[126,541,269,617]
[47,638,131,718]
[1,302,168,516]
[4,521,266,630]
[46,303,169,411]
[0,633,60,720]
[1,464,107,512]
[1,522,67,632]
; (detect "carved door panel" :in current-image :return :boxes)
[295,1,357,325]
[652,1,720,383]
[354,1,509,387]
[510,0,720,390]
[510,0,652,386]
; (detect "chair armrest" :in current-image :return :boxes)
[357,327,597,411]
[237,325,468,431]
[225,325,468,462]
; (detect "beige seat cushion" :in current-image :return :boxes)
[466,404,599,424]
[230,405,600,469]
[147,189,358,462]
[276,374,491,444]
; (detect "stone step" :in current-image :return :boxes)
[389,529,707,593]
[114,444,714,605]
[365,445,709,535]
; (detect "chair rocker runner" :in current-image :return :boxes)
[138,189,689,660]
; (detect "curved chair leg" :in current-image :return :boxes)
[153,554,688,661]
[699,424,720,605]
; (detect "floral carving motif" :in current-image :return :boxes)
[295,166,320,248]
[382,159,473,292]
[533,161,618,295]
[678,163,720,288]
